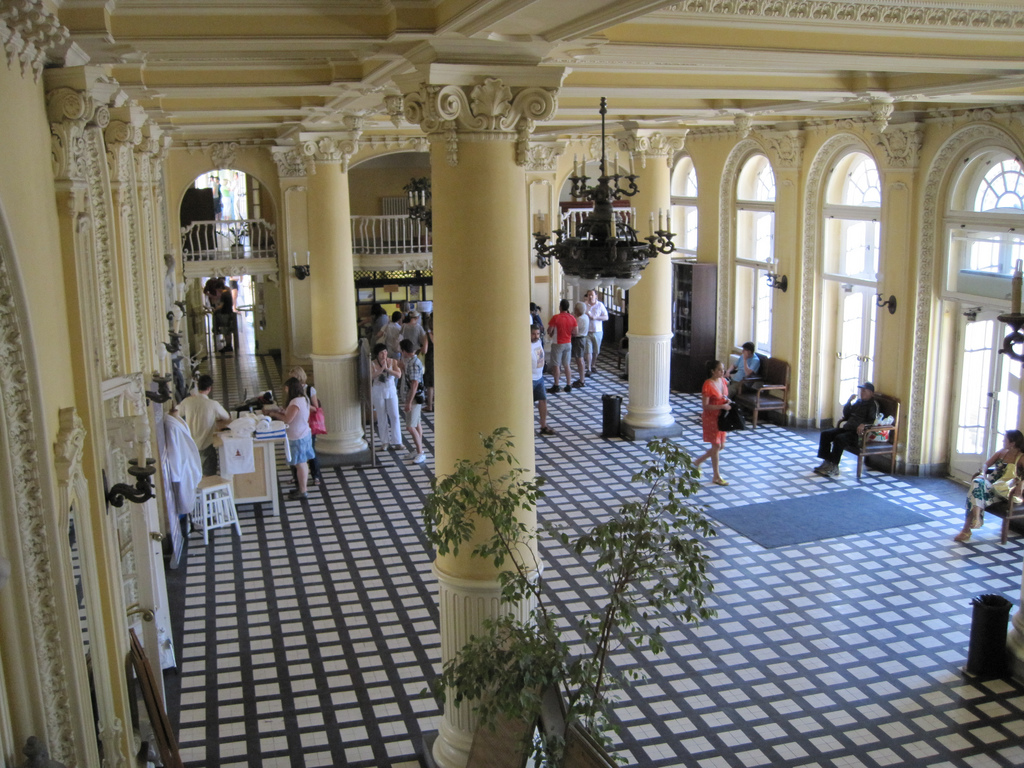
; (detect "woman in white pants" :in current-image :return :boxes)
[370,343,403,449]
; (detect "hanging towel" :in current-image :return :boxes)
[221,435,255,475]
[162,413,202,516]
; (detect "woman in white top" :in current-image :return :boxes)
[370,342,403,450]
[267,377,314,500]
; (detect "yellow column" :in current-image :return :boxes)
[403,75,559,768]
[621,132,683,437]
[301,134,368,455]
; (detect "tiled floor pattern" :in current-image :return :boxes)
[168,347,1024,768]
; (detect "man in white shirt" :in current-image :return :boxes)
[177,374,232,476]
[532,324,555,436]
[584,289,609,375]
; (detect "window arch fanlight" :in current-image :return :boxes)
[733,153,775,354]
[945,150,1024,300]
[670,155,698,257]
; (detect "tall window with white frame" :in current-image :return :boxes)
[822,151,881,406]
[670,156,698,259]
[734,154,775,354]
[944,152,1024,481]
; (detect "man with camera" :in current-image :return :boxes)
[399,339,427,464]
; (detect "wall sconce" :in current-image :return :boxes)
[146,372,173,405]
[998,312,1024,362]
[963,306,981,322]
[764,258,787,292]
[876,293,897,314]
[103,459,156,508]
[292,264,310,280]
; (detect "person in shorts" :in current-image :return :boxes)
[571,301,590,388]
[532,324,555,436]
[546,299,576,394]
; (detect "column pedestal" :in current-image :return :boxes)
[621,333,681,441]
[427,567,534,768]
[310,352,368,460]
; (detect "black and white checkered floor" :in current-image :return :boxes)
[168,341,1024,768]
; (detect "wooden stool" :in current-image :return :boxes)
[192,476,242,546]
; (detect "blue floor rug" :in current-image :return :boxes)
[709,489,930,548]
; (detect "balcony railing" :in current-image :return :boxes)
[351,215,431,256]
[181,219,277,262]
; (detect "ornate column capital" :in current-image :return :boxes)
[271,146,309,179]
[617,127,687,169]
[401,77,559,167]
[46,85,110,182]
[1,0,70,81]
[300,117,363,172]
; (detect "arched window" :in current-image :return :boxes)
[822,150,881,402]
[733,154,775,352]
[670,156,698,258]
[943,150,1024,479]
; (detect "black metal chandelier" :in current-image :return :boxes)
[534,97,674,291]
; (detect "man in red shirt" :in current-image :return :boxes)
[547,299,577,394]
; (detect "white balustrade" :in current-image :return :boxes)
[181,219,278,262]
[350,215,432,256]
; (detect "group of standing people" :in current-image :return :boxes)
[368,304,432,464]
[544,289,608,394]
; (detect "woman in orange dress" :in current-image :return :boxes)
[694,360,732,486]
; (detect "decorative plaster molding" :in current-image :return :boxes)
[271,146,308,179]
[0,236,76,763]
[360,135,429,153]
[47,87,109,182]
[523,141,562,172]
[758,129,804,170]
[873,124,923,170]
[663,0,1024,31]
[0,0,70,81]
[402,78,557,167]
[85,125,122,378]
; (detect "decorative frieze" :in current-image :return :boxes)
[873,125,922,170]
[619,129,687,169]
[0,0,69,81]
[663,0,1024,31]
[523,141,563,172]
[759,129,804,170]
[402,78,558,167]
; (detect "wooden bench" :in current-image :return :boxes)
[842,392,899,480]
[734,355,789,428]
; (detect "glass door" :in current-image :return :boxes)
[950,311,1022,481]
[833,285,877,407]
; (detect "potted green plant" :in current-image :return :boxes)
[423,429,716,765]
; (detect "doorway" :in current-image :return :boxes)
[949,310,1022,482]
[833,284,877,407]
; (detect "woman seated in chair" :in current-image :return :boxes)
[955,429,1024,543]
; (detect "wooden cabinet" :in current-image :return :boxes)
[670,262,717,393]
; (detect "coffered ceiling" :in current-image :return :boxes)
[55,0,1024,142]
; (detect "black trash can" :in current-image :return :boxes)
[602,394,622,438]
[965,594,1013,677]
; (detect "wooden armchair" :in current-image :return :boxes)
[842,392,899,479]
[733,356,789,428]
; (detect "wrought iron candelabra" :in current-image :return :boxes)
[104,459,156,508]
[404,177,432,231]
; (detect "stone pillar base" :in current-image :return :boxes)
[619,421,683,442]
[623,332,675,430]
[311,352,367,456]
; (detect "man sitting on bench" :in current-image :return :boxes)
[814,382,879,478]
[727,341,760,398]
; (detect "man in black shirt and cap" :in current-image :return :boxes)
[814,382,879,478]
